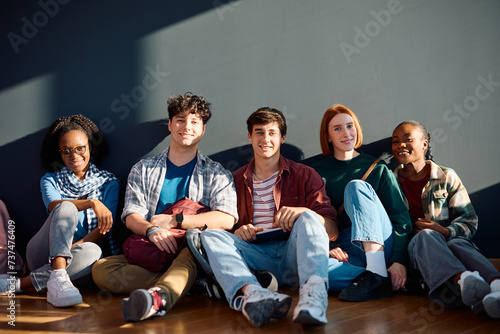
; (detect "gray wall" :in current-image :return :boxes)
[1,0,499,258]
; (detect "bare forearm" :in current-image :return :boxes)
[152,210,235,231]
[72,228,105,248]
[181,211,235,230]
[48,199,98,213]
[323,217,339,241]
[126,213,153,236]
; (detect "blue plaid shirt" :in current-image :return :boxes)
[122,147,238,223]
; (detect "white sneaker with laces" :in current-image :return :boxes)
[233,284,291,327]
[293,275,328,325]
[47,269,82,307]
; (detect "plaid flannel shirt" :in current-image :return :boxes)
[122,147,238,223]
[395,161,478,240]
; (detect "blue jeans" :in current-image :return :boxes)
[328,180,394,291]
[200,210,329,308]
[26,202,102,292]
[408,229,500,307]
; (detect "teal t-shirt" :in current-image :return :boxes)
[155,157,197,214]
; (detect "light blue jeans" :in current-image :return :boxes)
[200,210,329,308]
[328,180,394,291]
[26,202,102,292]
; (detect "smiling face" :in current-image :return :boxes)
[168,112,206,149]
[327,113,358,159]
[58,130,91,180]
[248,121,285,161]
[392,123,428,165]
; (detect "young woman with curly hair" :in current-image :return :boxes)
[0,115,119,307]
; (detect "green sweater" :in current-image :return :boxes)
[313,153,412,265]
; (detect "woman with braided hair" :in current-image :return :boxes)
[0,115,119,307]
[392,120,500,318]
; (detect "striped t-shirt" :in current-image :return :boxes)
[252,171,278,230]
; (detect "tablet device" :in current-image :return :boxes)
[254,227,290,244]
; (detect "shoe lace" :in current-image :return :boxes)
[233,295,245,311]
[353,272,373,287]
[299,282,326,308]
[54,273,75,291]
[149,288,167,316]
[232,286,267,311]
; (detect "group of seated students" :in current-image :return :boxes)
[1,92,499,327]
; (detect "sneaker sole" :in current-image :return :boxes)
[47,293,82,308]
[271,295,292,319]
[293,309,327,325]
[462,276,490,306]
[243,298,275,326]
[121,289,151,321]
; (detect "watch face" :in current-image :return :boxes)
[176,213,183,228]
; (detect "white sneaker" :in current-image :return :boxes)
[458,271,490,307]
[233,284,291,327]
[293,275,328,325]
[483,291,500,319]
[47,269,82,307]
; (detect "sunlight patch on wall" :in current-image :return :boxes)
[0,73,55,147]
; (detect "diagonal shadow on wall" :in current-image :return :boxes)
[209,143,305,173]
[0,120,169,259]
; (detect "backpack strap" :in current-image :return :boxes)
[336,158,382,216]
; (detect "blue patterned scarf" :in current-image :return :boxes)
[54,162,119,255]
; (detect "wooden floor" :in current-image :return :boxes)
[2,260,499,334]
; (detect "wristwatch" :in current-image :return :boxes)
[175,212,184,229]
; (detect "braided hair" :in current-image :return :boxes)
[394,120,434,162]
[40,114,109,172]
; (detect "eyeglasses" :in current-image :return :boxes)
[59,145,87,156]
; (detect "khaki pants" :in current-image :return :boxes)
[92,247,197,312]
